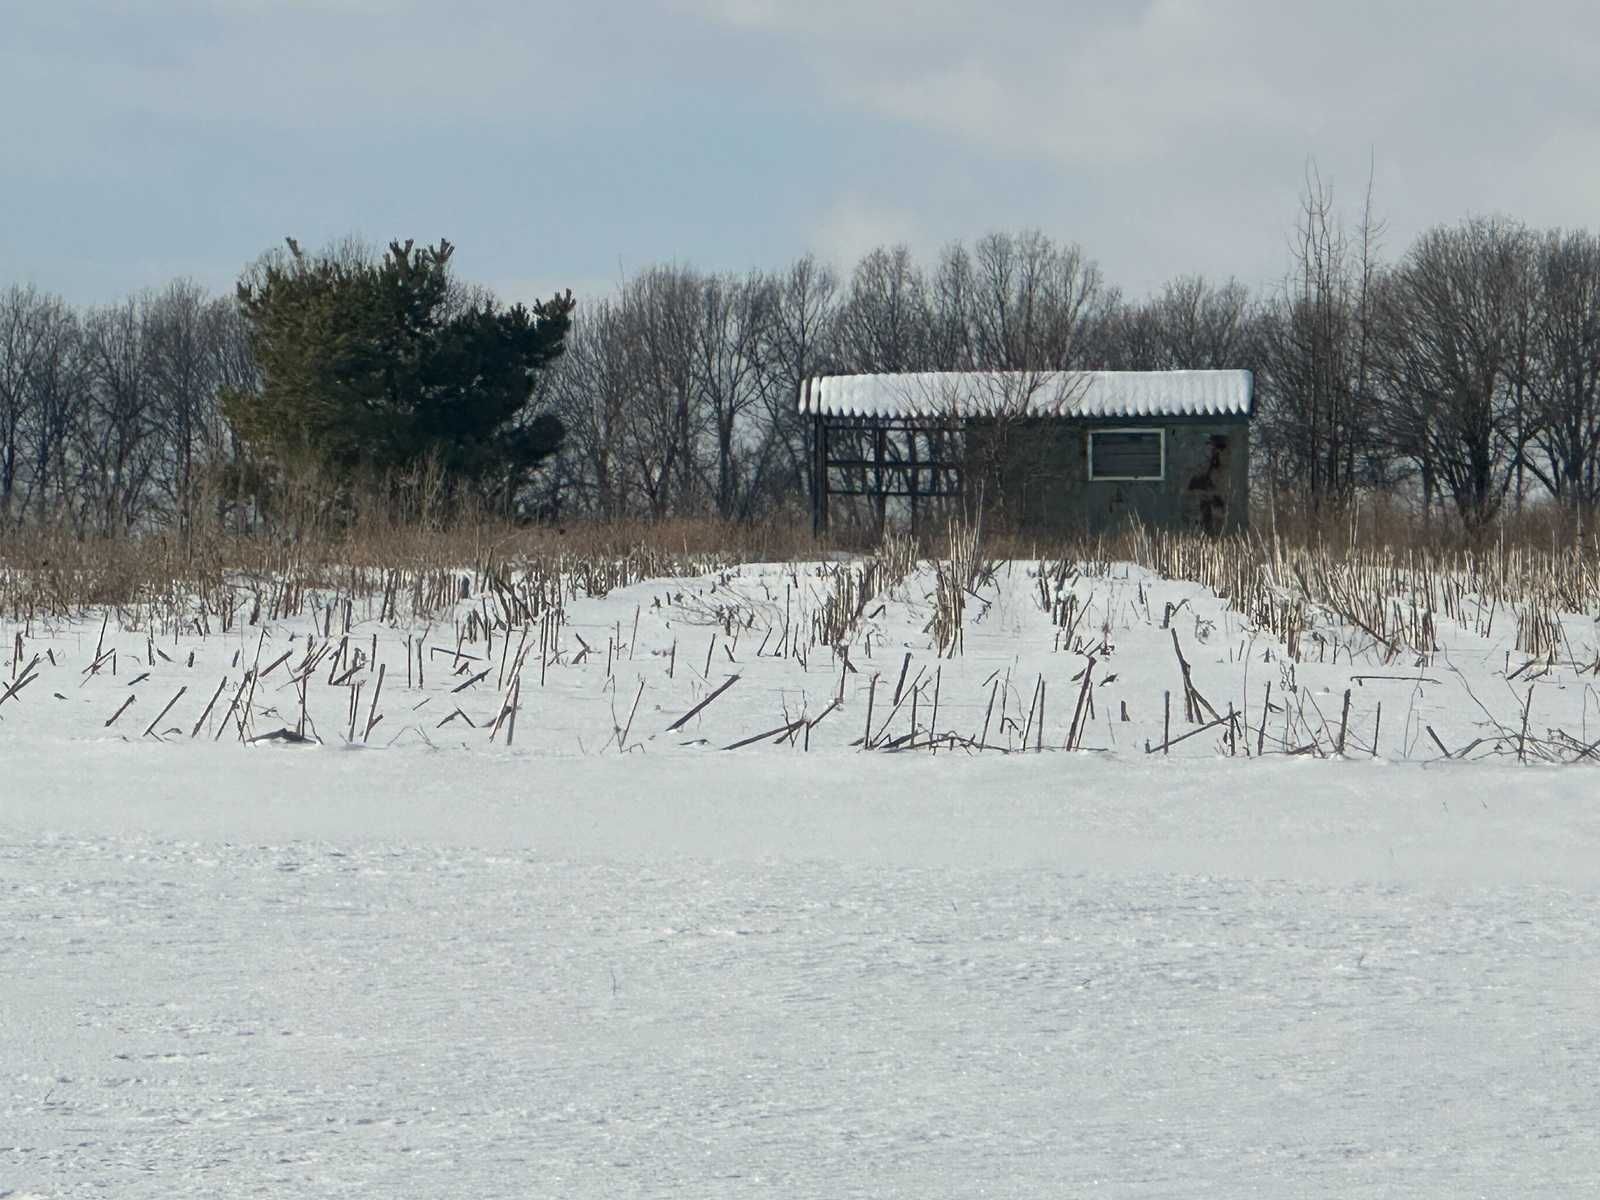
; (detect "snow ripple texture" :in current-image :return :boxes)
[4,752,1600,1197]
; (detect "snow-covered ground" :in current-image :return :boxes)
[5,557,1600,1195]
[4,555,1598,762]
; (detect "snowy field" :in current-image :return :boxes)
[6,554,1600,1195]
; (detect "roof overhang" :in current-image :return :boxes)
[800,370,1254,421]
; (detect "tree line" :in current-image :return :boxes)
[5,186,1600,537]
[547,190,1600,532]
[0,237,572,537]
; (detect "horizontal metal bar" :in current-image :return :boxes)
[825,459,966,470]
[826,488,964,498]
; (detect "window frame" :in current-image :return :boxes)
[1087,427,1166,482]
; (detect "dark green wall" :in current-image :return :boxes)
[968,417,1250,536]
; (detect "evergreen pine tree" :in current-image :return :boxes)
[225,238,572,511]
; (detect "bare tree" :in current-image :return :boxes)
[967,230,1104,372]
[836,245,931,373]
[1255,167,1384,508]
[1374,217,1536,528]
[207,297,257,530]
[621,265,705,517]
[693,272,774,518]
[1091,298,1164,370]
[1093,275,1252,372]
[15,296,85,524]
[928,242,977,370]
[79,298,161,535]
[0,286,70,522]
[1520,229,1600,511]
[756,253,839,513]
[547,297,636,518]
[1147,275,1252,369]
[145,280,230,536]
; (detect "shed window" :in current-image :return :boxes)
[1088,429,1164,480]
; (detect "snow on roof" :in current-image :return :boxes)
[800,370,1253,421]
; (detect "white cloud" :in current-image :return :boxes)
[0,2,654,136]
[809,197,926,268]
[10,0,1600,303]
[685,0,1600,288]
[681,0,996,38]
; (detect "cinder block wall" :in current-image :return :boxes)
[968,417,1250,536]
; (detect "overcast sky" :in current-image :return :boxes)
[5,0,1599,308]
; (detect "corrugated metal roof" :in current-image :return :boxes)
[800,370,1253,420]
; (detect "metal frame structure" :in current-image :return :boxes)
[810,412,965,535]
[803,369,1255,536]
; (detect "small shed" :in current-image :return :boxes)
[800,369,1253,536]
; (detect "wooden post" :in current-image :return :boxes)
[908,426,920,534]
[873,424,888,532]
[811,407,830,537]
